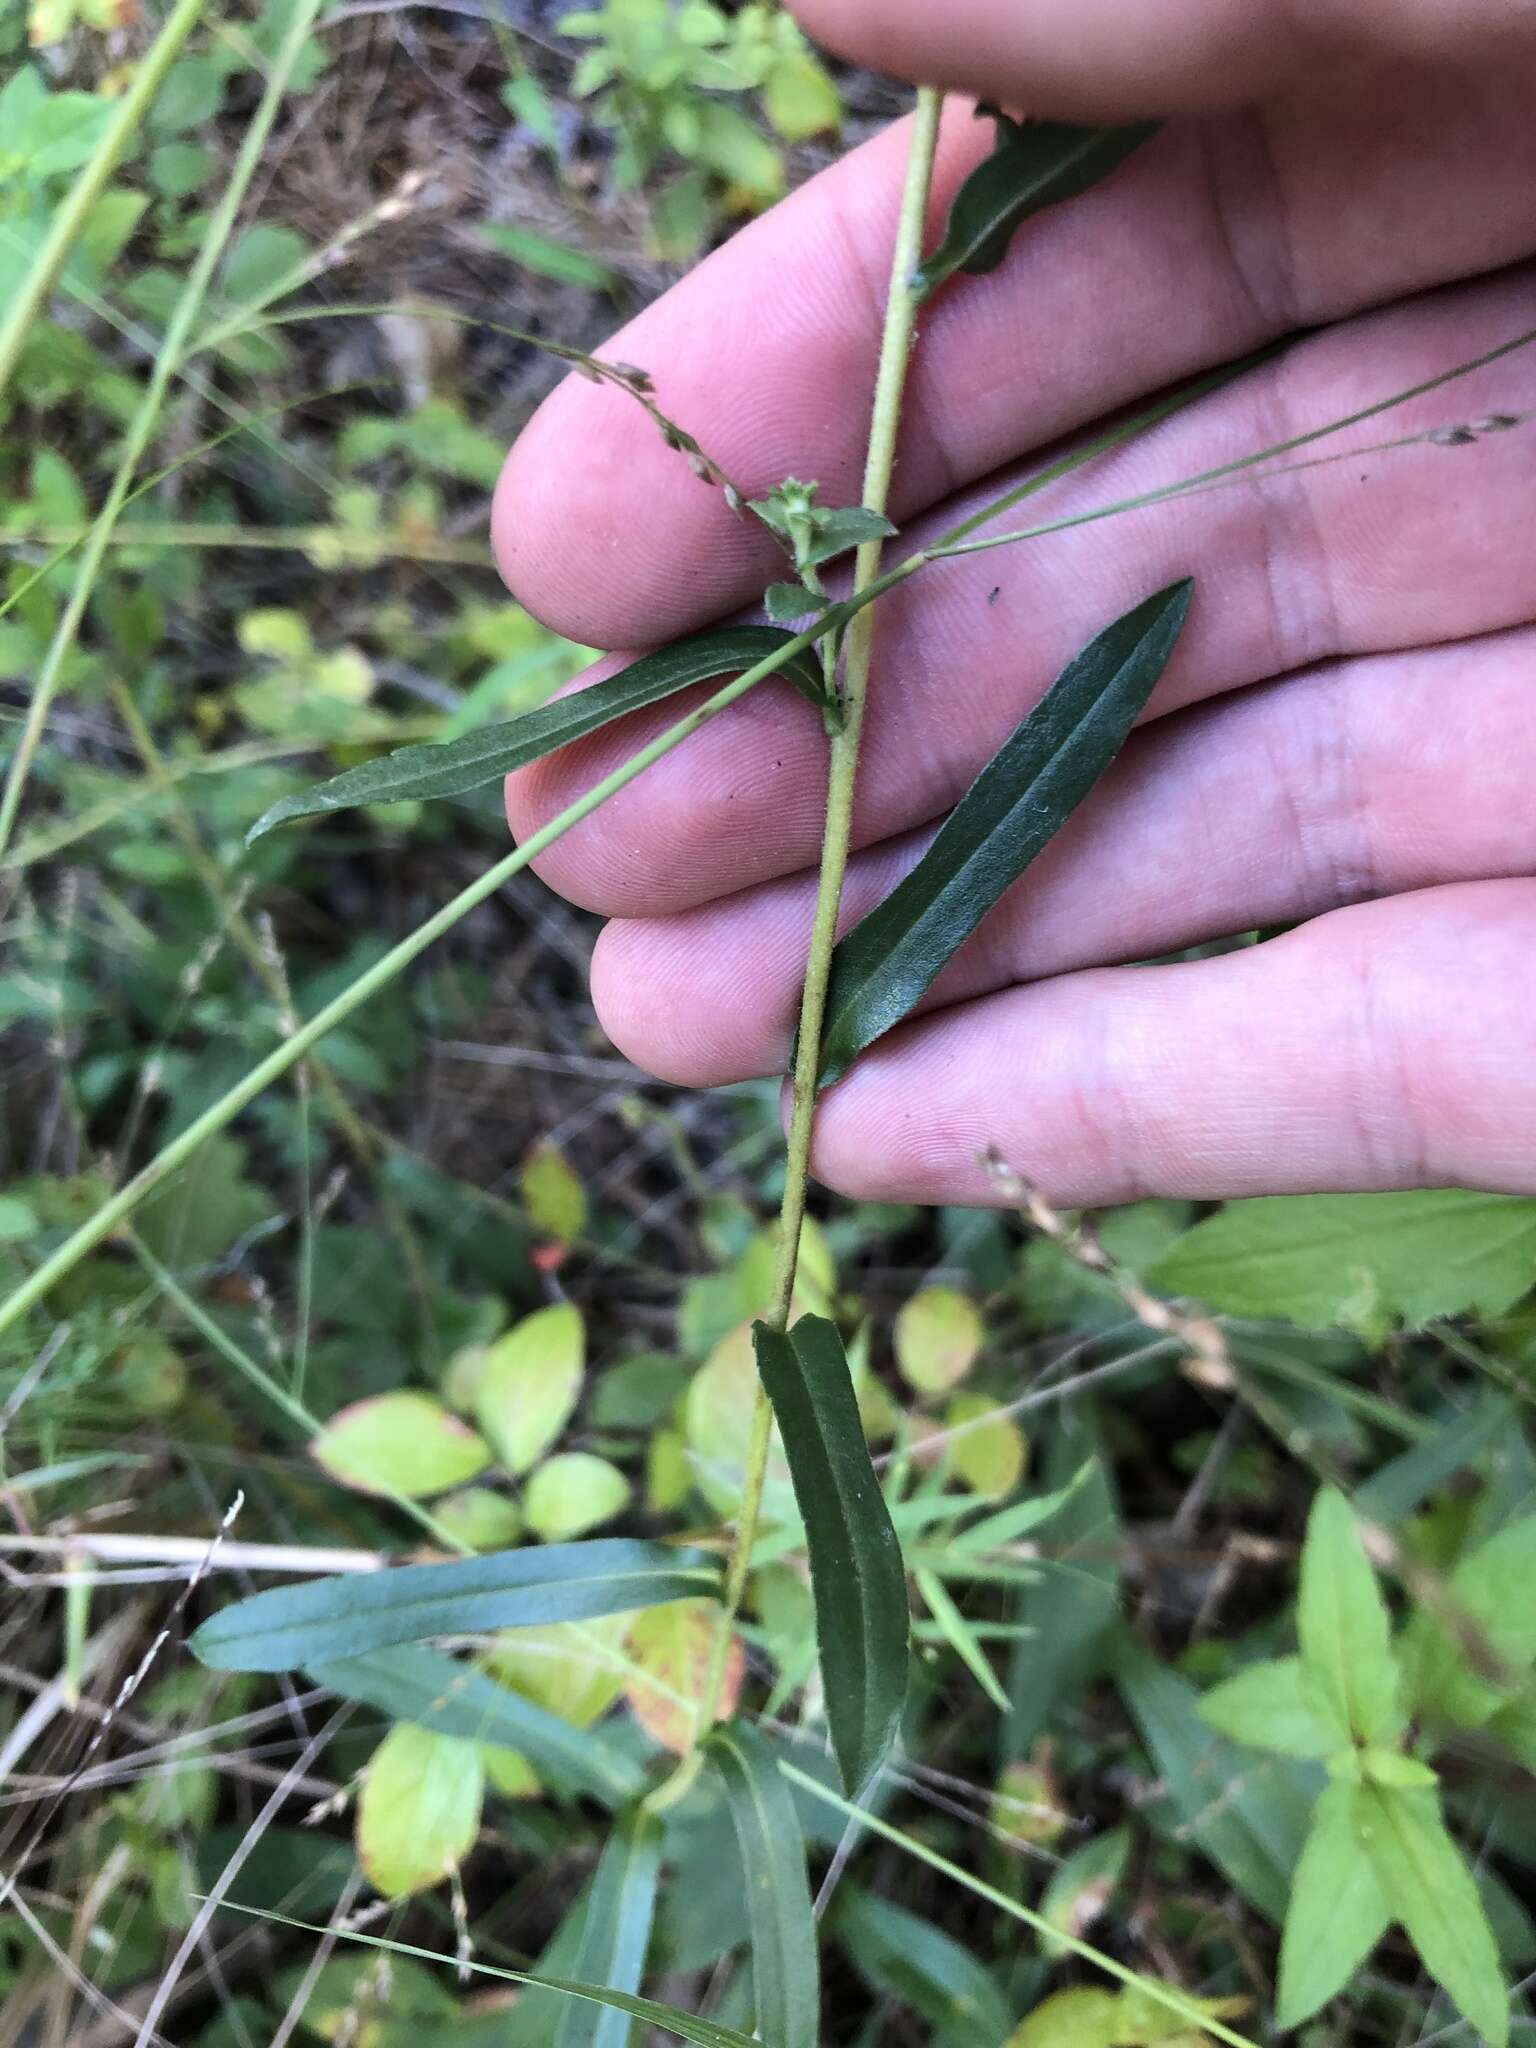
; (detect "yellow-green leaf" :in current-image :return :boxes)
[525,1453,632,1542]
[522,1139,588,1243]
[626,1598,743,1754]
[894,1285,983,1395]
[475,1302,585,1474]
[356,1723,484,1898]
[310,1391,491,1499]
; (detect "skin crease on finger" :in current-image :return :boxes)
[505,268,1536,920]
[801,881,1536,1209]
[587,625,1536,1087]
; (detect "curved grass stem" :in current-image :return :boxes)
[653,88,946,1809]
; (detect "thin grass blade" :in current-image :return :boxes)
[556,1808,664,2048]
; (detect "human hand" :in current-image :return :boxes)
[494,0,1536,1210]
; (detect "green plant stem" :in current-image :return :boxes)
[0,626,824,1341]
[0,0,209,413]
[656,88,945,1810]
[0,0,326,865]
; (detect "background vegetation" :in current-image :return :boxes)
[1,3,1533,2044]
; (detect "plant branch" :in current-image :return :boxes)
[661,88,946,1802]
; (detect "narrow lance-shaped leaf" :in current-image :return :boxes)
[1297,1487,1400,1747]
[307,1644,645,1806]
[189,1539,722,1673]
[914,110,1157,302]
[752,1315,909,1795]
[1276,1779,1391,2030]
[247,626,826,840]
[1357,1782,1510,2048]
[556,1809,664,2048]
[818,580,1193,1088]
[706,1722,821,2048]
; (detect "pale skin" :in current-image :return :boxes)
[493,0,1536,1210]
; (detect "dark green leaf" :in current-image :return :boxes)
[752,1315,909,1794]
[557,1809,663,2048]
[307,1645,644,1806]
[1297,1488,1401,1747]
[1358,1783,1509,2048]
[817,581,1192,1088]
[1117,1644,1318,1924]
[707,1723,820,2048]
[914,112,1156,301]
[190,1540,722,1672]
[1200,1655,1343,1759]
[1354,1393,1514,1526]
[247,627,825,840]
[832,1885,1011,2048]
[1277,1779,1390,2028]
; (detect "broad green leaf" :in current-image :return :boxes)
[556,1809,663,2048]
[308,1390,491,1499]
[1148,1190,1536,1330]
[475,1302,585,1475]
[1357,1783,1509,2047]
[1276,1779,1390,2028]
[1489,1695,1536,1775]
[1297,1489,1400,1747]
[1199,1656,1341,1759]
[526,1453,632,1542]
[753,1315,910,1794]
[914,111,1156,301]
[894,1285,983,1395]
[1403,1516,1536,1727]
[307,1644,643,1806]
[356,1723,484,1898]
[707,1723,820,2048]
[626,1599,744,1754]
[1117,1645,1317,1925]
[833,1884,1011,2047]
[818,582,1192,1088]
[247,627,825,839]
[190,1539,722,1671]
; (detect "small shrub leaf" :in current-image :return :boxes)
[914,111,1156,302]
[1401,1516,1536,1728]
[307,1644,644,1805]
[752,1314,909,1794]
[1357,1783,1509,2047]
[247,626,826,839]
[475,1302,585,1476]
[817,580,1192,1088]
[707,1722,820,2048]
[1276,1780,1391,2028]
[309,1390,491,1499]
[1297,1489,1400,1747]
[556,1808,664,2048]
[356,1723,484,1899]
[626,1599,744,1754]
[1199,1655,1340,1759]
[190,1540,723,1672]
